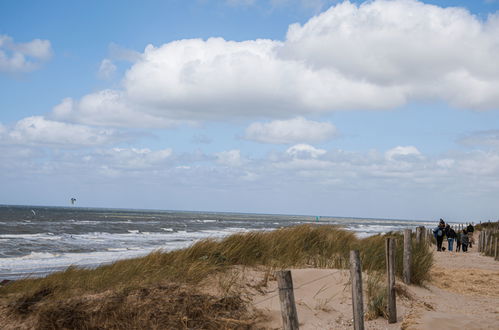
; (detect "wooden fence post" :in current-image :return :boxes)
[482,231,486,253]
[490,232,494,256]
[479,231,483,253]
[276,270,299,330]
[416,226,424,244]
[403,229,412,285]
[350,250,365,330]
[487,231,490,254]
[485,231,490,255]
[385,238,397,324]
[494,238,498,261]
[489,232,494,256]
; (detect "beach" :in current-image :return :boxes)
[1,222,498,329]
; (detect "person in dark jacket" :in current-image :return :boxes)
[467,223,475,248]
[461,229,469,252]
[433,222,445,251]
[445,225,457,251]
[456,230,462,252]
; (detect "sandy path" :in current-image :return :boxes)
[404,232,499,330]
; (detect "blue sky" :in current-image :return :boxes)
[1,0,499,221]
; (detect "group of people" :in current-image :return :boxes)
[433,219,475,252]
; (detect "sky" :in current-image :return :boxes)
[1,0,499,221]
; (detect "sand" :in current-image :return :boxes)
[250,232,499,329]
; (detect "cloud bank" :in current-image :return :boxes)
[49,0,499,128]
[245,117,336,144]
[0,116,124,147]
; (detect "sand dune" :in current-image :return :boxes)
[250,232,499,329]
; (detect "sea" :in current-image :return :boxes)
[0,205,438,280]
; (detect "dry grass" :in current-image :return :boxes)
[3,284,254,330]
[475,221,499,231]
[0,224,434,328]
[365,271,387,320]
[430,266,499,297]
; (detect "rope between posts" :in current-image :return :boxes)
[253,269,343,305]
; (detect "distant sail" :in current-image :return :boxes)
[70,198,77,205]
[31,209,36,216]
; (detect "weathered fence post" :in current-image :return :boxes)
[385,237,397,324]
[482,231,486,253]
[490,232,494,256]
[487,231,490,254]
[416,226,424,244]
[479,231,483,253]
[485,231,490,255]
[480,230,487,253]
[494,238,498,261]
[403,229,412,285]
[276,270,299,330]
[489,232,494,256]
[350,250,365,330]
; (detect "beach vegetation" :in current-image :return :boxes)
[0,224,434,328]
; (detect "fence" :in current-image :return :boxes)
[260,223,499,329]
[264,228,428,329]
[478,224,499,261]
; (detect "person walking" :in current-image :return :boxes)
[466,223,475,248]
[445,224,456,251]
[456,230,462,252]
[433,222,445,251]
[461,229,469,252]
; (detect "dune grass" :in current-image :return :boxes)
[1,224,432,300]
[0,225,434,329]
[475,220,499,231]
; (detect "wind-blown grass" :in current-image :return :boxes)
[0,225,434,328]
[1,225,432,299]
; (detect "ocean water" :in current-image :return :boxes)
[0,205,436,280]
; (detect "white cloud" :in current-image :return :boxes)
[1,116,123,147]
[282,0,499,110]
[286,143,326,158]
[51,91,185,128]
[245,116,336,144]
[95,147,173,170]
[216,149,245,167]
[98,59,117,79]
[385,146,422,161]
[49,0,499,128]
[0,34,52,73]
